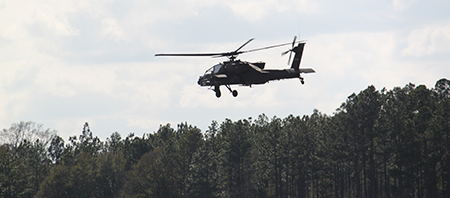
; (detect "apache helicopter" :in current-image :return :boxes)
[155,37,315,98]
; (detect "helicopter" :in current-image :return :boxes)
[155,37,315,98]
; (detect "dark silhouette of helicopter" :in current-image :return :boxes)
[155,37,315,98]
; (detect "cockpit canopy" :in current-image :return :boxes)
[204,64,223,75]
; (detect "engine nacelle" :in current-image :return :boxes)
[252,62,265,69]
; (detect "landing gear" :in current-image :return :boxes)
[225,85,238,97]
[213,85,238,98]
[300,77,305,85]
[214,85,221,98]
[232,90,238,97]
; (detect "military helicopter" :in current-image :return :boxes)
[155,37,315,98]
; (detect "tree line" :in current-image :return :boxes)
[1,78,449,198]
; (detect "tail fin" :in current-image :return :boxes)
[290,43,305,69]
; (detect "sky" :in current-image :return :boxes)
[1,0,449,141]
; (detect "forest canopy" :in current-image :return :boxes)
[1,78,450,198]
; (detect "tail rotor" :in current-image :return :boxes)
[281,36,297,65]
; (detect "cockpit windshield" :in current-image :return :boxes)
[204,64,222,75]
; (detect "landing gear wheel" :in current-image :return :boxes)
[301,80,305,85]
[224,84,238,98]
[232,90,238,97]
[214,86,221,98]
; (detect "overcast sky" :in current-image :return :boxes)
[1,0,449,140]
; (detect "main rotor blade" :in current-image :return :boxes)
[155,39,255,58]
[234,38,255,53]
[155,53,224,57]
[155,39,306,58]
[243,40,304,54]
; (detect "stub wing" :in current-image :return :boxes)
[299,68,315,73]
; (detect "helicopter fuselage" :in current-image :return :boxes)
[197,60,302,87]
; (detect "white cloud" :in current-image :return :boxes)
[1,0,449,140]
[221,0,320,21]
[34,63,117,97]
[100,18,124,42]
[0,0,82,39]
[401,22,450,57]
[391,0,418,12]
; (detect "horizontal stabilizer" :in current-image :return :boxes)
[299,68,315,73]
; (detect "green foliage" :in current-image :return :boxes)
[2,78,450,198]
[121,123,203,198]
